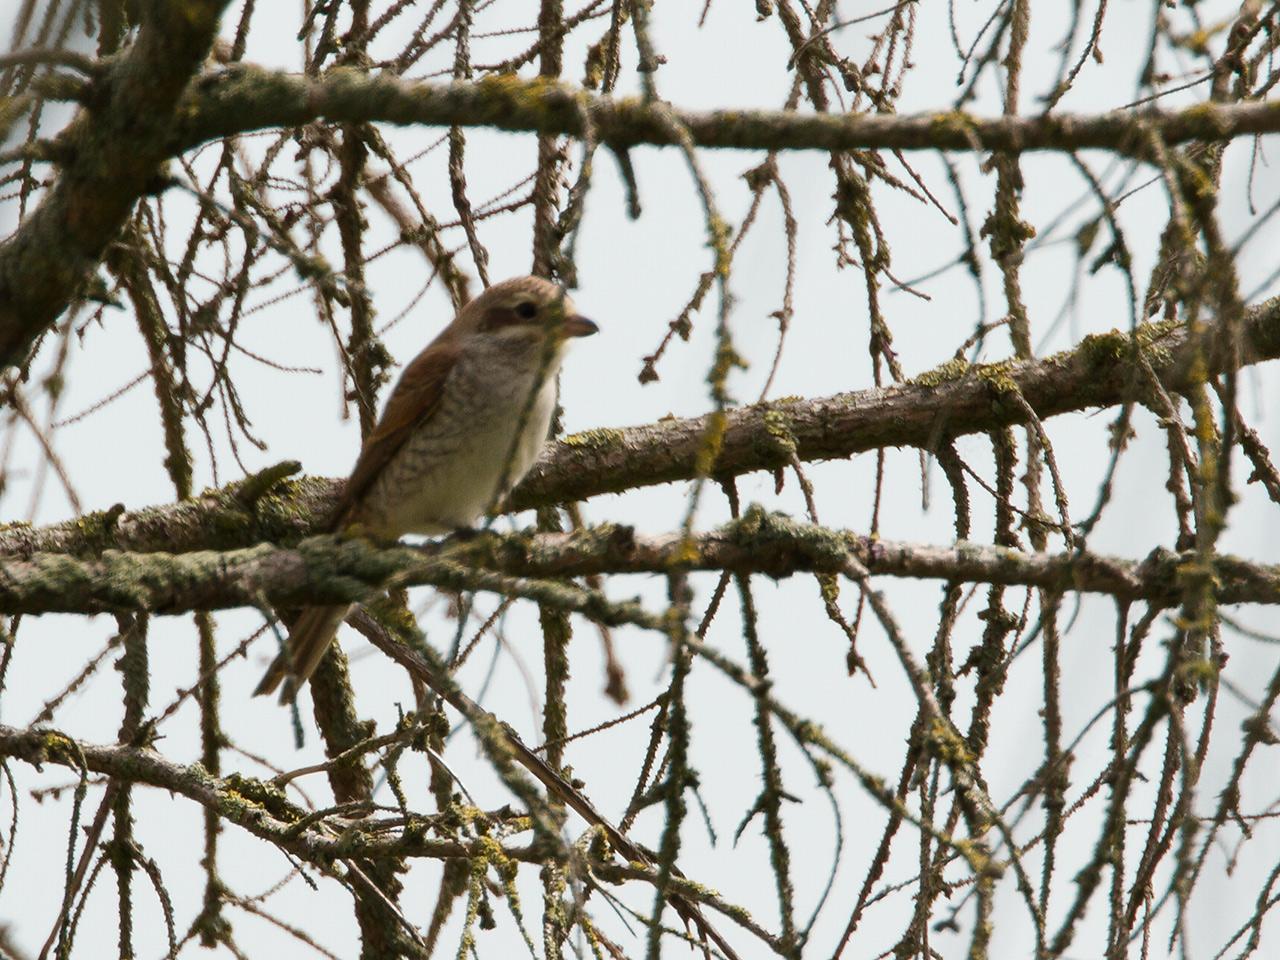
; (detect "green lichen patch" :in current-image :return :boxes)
[41,731,81,766]
[69,504,127,553]
[222,771,299,821]
[725,505,849,577]
[560,427,625,450]
[910,356,970,388]
[975,361,1018,395]
[924,716,974,767]
[758,408,797,463]
[694,411,728,477]
[1075,317,1180,372]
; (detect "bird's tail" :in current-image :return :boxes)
[253,604,353,702]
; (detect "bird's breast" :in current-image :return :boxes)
[364,353,560,536]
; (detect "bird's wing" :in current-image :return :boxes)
[330,340,461,530]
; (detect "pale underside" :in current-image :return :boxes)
[354,341,564,538]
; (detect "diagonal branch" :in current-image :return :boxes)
[0,722,524,865]
[3,297,1278,559]
[514,298,1280,507]
[0,2,234,372]
[0,721,776,951]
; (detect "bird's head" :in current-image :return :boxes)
[453,276,597,354]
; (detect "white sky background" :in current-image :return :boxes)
[3,0,1280,958]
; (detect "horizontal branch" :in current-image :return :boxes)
[0,471,339,557]
[5,44,1275,421]
[0,511,1276,616]
[0,534,668,624]
[172,65,1280,160]
[5,298,1277,559]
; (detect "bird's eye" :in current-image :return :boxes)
[514,301,538,321]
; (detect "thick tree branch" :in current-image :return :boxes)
[0,532,670,622]
[0,1,233,371]
[522,298,1280,506]
[4,298,1278,559]
[8,53,1273,378]
[0,511,1276,616]
[0,469,333,556]
[171,65,1280,161]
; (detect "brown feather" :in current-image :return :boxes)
[254,342,460,698]
[253,605,351,699]
[254,276,582,699]
[331,340,461,532]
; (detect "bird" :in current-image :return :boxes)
[254,275,597,699]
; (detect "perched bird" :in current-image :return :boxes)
[254,275,597,698]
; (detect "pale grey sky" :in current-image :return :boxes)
[3,1,1280,958]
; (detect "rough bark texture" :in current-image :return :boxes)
[1,297,1275,560]
[170,65,1280,160]
[0,0,233,370]
[0,513,1275,616]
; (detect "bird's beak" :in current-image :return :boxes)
[562,314,599,338]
